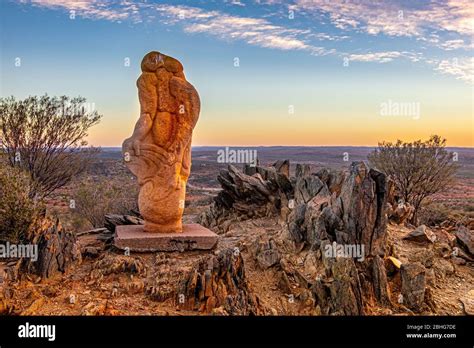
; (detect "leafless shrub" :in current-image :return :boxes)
[0,95,102,199]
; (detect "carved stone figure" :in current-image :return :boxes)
[122,51,200,233]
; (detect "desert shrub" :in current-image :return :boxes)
[72,176,138,228]
[0,163,41,243]
[418,202,451,227]
[369,135,458,224]
[0,95,102,199]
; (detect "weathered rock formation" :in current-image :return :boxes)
[21,217,79,279]
[200,161,293,231]
[456,225,474,256]
[176,248,262,315]
[400,262,426,311]
[202,161,397,315]
[123,51,200,233]
[289,161,388,255]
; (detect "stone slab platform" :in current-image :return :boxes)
[114,223,218,252]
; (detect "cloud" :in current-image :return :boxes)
[346,50,424,64]
[26,0,131,21]
[434,57,474,83]
[438,39,473,50]
[16,0,474,84]
[154,4,330,53]
[293,0,473,48]
[348,51,402,63]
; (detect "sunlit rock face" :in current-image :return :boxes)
[123,51,200,233]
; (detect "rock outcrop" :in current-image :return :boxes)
[22,217,79,279]
[176,248,262,315]
[289,161,388,256]
[456,225,473,256]
[400,262,426,311]
[200,161,293,232]
[202,161,395,315]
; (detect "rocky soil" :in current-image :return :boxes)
[0,161,473,316]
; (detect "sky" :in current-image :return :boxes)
[0,0,473,147]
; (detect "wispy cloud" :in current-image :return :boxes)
[348,51,423,64]
[348,51,402,63]
[154,4,329,53]
[26,0,131,21]
[17,0,474,84]
[434,57,474,83]
[294,0,473,48]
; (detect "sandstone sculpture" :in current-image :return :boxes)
[122,51,200,233]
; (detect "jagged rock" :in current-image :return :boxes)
[400,262,426,312]
[425,268,436,287]
[279,257,311,290]
[294,164,329,204]
[90,254,147,281]
[311,257,364,315]
[403,225,436,244]
[372,255,390,305]
[455,225,473,256]
[433,258,454,279]
[388,201,414,225]
[146,254,183,302]
[409,248,434,268]
[177,248,262,315]
[339,162,388,256]
[22,218,79,279]
[199,160,397,316]
[315,168,345,195]
[200,163,293,231]
[273,159,290,178]
[253,238,281,269]
[288,203,307,244]
[289,162,389,254]
[104,214,143,233]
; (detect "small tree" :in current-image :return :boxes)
[368,135,458,224]
[0,95,102,198]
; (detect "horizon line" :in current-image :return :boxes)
[97,145,474,149]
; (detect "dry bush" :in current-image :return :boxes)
[418,202,452,227]
[0,95,102,199]
[0,162,41,243]
[72,176,138,228]
[369,135,458,224]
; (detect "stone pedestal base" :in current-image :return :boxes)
[114,223,218,252]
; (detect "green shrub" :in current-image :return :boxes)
[0,163,40,243]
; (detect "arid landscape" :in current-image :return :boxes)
[1,1,473,345]
[1,146,473,316]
